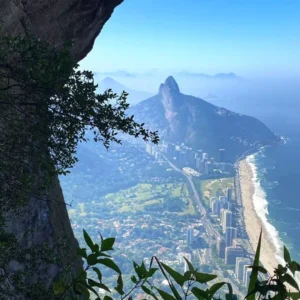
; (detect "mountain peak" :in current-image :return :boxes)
[164,76,180,93]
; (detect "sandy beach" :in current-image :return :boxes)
[239,159,279,274]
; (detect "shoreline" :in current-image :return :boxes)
[238,158,280,274]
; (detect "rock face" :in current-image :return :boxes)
[0,0,123,61]
[131,76,279,162]
[0,0,123,298]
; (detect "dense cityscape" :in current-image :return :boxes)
[146,141,256,294]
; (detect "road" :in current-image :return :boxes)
[163,154,245,298]
[163,154,220,241]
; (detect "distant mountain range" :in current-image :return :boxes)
[130,76,279,162]
[176,72,242,80]
[95,71,242,80]
[97,77,152,105]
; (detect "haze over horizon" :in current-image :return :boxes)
[80,0,300,80]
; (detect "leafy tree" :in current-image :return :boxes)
[0,32,159,208]
[0,31,158,298]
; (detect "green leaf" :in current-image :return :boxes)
[209,282,226,297]
[142,285,159,300]
[131,275,137,283]
[155,288,177,300]
[77,247,88,259]
[191,287,208,299]
[133,261,148,279]
[194,272,217,284]
[287,292,300,300]
[284,246,292,264]
[52,281,66,296]
[74,281,90,298]
[225,283,233,300]
[92,267,102,283]
[247,265,268,274]
[183,257,194,272]
[80,280,99,296]
[83,229,95,251]
[161,263,185,286]
[283,273,299,291]
[87,254,98,266]
[101,237,115,252]
[183,271,192,281]
[98,258,121,274]
[115,274,124,295]
[148,267,158,278]
[288,261,300,275]
[97,283,111,293]
[88,279,110,293]
[247,229,262,300]
[103,296,113,300]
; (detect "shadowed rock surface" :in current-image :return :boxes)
[0,0,123,298]
[0,0,123,61]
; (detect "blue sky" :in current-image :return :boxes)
[80,0,300,78]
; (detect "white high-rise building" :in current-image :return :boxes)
[235,258,251,281]
[225,227,237,247]
[221,210,232,232]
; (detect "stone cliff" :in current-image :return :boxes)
[0,0,123,298]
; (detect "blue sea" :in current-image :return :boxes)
[211,82,300,269]
[248,134,300,261]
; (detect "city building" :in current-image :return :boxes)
[243,267,252,287]
[146,143,152,155]
[225,227,237,247]
[217,237,226,259]
[219,149,225,162]
[227,187,233,202]
[198,160,206,173]
[235,257,251,281]
[211,199,220,215]
[205,161,212,174]
[219,196,227,202]
[210,197,216,209]
[232,238,243,248]
[196,158,201,169]
[187,227,194,246]
[202,152,208,161]
[186,148,195,165]
[167,143,176,158]
[221,210,232,232]
[225,246,245,265]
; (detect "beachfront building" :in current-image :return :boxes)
[235,257,251,281]
[225,246,245,265]
[243,267,252,287]
[227,187,233,202]
[225,227,237,247]
[221,209,233,232]
[217,237,226,259]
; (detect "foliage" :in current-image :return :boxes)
[52,230,300,300]
[56,230,233,300]
[0,32,159,210]
[246,230,300,300]
[0,31,158,298]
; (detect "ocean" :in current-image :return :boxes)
[210,82,300,267]
[246,120,300,266]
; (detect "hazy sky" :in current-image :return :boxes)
[80,0,300,78]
